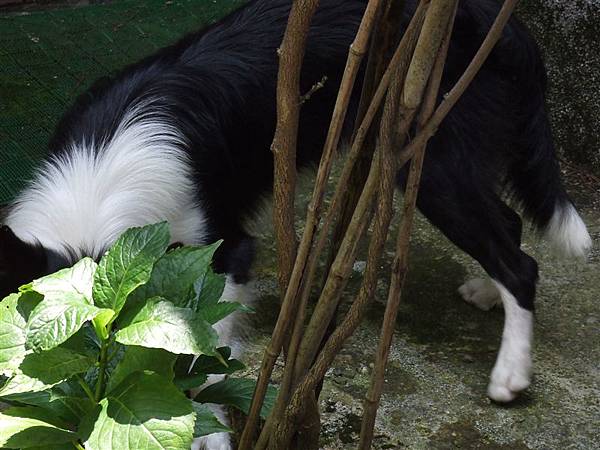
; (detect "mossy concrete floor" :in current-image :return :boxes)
[242,169,599,449]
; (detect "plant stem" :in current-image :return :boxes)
[290,0,429,387]
[254,2,386,448]
[238,1,320,448]
[72,441,85,450]
[358,1,458,447]
[94,339,109,402]
[394,0,520,165]
[269,6,427,442]
[76,374,96,404]
[272,0,322,294]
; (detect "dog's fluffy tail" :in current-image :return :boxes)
[505,31,592,258]
[510,105,592,257]
[511,101,592,258]
[544,202,592,258]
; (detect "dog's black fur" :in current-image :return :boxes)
[0,0,571,314]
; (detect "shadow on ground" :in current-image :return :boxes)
[243,170,600,449]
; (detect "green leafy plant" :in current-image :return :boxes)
[0,222,275,449]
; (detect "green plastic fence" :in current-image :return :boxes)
[0,0,245,205]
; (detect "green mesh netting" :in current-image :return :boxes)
[0,0,246,205]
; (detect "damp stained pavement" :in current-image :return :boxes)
[241,169,600,450]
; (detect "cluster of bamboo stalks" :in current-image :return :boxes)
[239,0,519,448]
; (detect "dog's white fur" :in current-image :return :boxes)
[545,202,592,258]
[459,277,532,402]
[191,279,251,450]
[458,278,502,311]
[487,280,533,402]
[6,105,206,258]
[5,108,245,449]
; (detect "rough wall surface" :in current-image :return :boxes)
[518,0,600,176]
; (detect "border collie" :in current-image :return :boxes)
[0,0,592,448]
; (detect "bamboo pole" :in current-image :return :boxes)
[358,0,458,450]
[326,0,403,281]
[282,0,428,400]
[289,0,430,386]
[396,0,520,165]
[238,1,319,448]
[246,0,516,446]
[242,1,384,447]
[267,4,432,448]
[359,1,524,447]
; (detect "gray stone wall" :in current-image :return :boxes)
[518,0,600,176]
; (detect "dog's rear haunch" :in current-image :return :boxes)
[0,1,592,448]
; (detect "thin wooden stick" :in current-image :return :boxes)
[328,0,404,272]
[276,0,428,404]
[357,2,456,447]
[290,0,430,386]
[243,1,384,447]
[238,2,319,448]
[267,5,433,447]
[271,0,319,292]
[253,0,519,447]
[271,0,437,439]
[396,0,520,165]
[285,4,429,358]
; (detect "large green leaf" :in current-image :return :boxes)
[194,378,277,419]
[0,347,93,397]
[0,291,44,376]
[93,222,170,315]
[115,298,218,356]
[60,324,101,356]
[0,372,54,397]
[107,346,177,394]
[26,444,75,450]
[0,294,28,376]
[24,257,114,348]
[28,257,97,300]
[19,347,94,385]
[83,372,194,450]
[198,301,249,325]
[188,347,244,377]
[0,406,76,449]
[191,402,231,438]
[26,444,74,450]
[131,243,221,309]
[174,348,244,392]
[192,266,226,310]
[3,384,95,425]
[174,372,208,393]
[25,292,112,352]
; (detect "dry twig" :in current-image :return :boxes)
[244,0,385,447]
[238,2,320,448]
[244,0,520,447]
[360,0,521,446]
[359,0,458,445]
[398,0,520,164]
[266,4,431,448]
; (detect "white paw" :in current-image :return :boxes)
[190,404,232,450]
[192,432,232,450]
[458,278,501,311]
[487,348,532,402]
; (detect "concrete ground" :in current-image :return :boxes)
[242,168,599,449]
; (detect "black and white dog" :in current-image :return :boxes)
[0,0,592,448]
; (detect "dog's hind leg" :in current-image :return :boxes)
[458,198,523,311]
[400,162,537,402]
